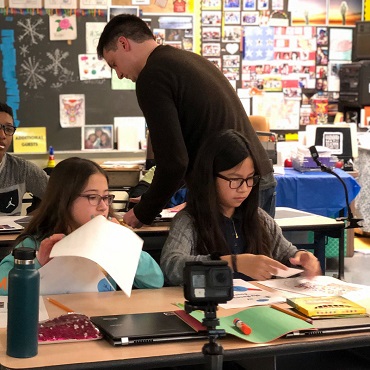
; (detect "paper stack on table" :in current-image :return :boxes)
[0,297,48,328]
[0,216,25,234]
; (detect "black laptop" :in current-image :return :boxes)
[90,311,207,346]
[285,316,370,338]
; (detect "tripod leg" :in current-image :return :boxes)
[203,341,224,370]
[204,353,224,370]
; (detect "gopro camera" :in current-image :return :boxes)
[183,260,233,304]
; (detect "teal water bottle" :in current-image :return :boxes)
[7,247,40,358]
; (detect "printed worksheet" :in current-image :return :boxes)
[219,279,287,309]
[259,275,370,298]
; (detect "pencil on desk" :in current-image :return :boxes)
[271,304,313,324]
[47,298,74,313]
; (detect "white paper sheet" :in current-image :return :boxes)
[40,256,115,295]
[0,297,48,328]
[159,209,178,220]
[275,267,303,278]
[49,216,143,297]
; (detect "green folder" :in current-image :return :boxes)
[190,306,314,344]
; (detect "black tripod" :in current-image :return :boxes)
[185,301,226,370]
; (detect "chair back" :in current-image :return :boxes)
[249,115,270,142]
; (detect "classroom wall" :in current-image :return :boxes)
[0,0,366,153]
[0,12,150,151]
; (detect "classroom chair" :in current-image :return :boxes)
[249,115,278,164]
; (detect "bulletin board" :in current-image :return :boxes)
[0,10,195,150]
[0,13,142,150]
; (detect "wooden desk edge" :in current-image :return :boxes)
[2,288,370,370]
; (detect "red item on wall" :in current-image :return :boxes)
[173,0,186,12]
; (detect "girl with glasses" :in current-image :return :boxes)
[160,130,321,286]
[0,157,164,295]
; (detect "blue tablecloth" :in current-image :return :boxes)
[275,168,361,218]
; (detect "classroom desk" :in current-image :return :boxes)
[275,168,361,218]
[0,209,345,277]
[275,208,345,277]
[1,287,370,370]
[137,209,346,278]
[0,223,170,244]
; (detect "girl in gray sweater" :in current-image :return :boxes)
[160,130,321,286]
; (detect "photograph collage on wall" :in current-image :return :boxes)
[200,0,362,128]
[150,15,194,51]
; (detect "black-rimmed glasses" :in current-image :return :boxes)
[216,174,260,189]
[79,194,115,206]
[0,124,16,136]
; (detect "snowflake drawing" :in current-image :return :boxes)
[45,49,70,76]
[19,45,30,58]
[20,56,46,89]
[50,82,64,89]
[17,18,45,45]
[59,70,76,84]
[50,69,76,89]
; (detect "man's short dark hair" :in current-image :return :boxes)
[0,102,13,119]
[97,14,154,58]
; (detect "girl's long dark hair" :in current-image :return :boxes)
[15,157,113,245]
[186,129,271,256]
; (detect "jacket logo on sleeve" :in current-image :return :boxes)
[0,277,7,291]
[0,189,19,214]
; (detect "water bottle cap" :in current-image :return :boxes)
[12,247,36,261]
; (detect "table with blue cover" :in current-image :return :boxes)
[275,168,361,218]
[275,168,361,278]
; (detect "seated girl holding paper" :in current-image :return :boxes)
[160,130,321,286]
[0,157,164,295]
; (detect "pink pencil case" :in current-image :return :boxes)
[38,313,102,344]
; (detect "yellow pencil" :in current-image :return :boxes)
[271,304,313,324]
[47,297,74,313]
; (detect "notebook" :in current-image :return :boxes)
[90,311,207,346]
[284,316,370,338]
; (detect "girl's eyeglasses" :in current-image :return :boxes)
[79,194,115,206]
[216,174,260,189]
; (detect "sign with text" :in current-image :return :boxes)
[13,127,47,153]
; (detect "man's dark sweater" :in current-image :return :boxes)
[135,45,275,224]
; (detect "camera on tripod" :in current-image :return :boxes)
[183,260,233,370]
[183,260,234,304]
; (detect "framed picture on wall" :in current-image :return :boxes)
[107,6,139,21]
[83,125,114,150]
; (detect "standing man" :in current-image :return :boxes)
[97,14,276,227]
[0,102,48,215]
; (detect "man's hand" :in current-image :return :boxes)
[123,208,143,228]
